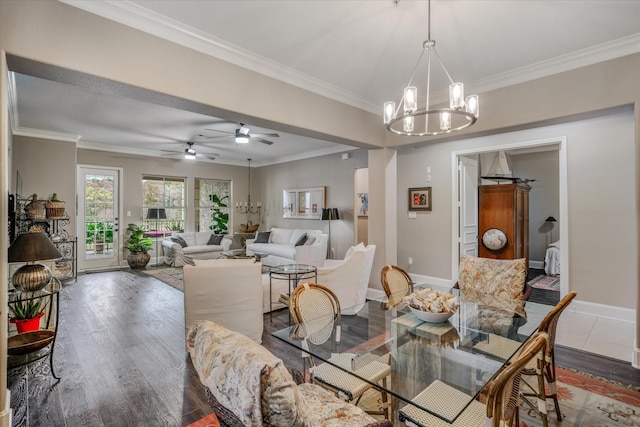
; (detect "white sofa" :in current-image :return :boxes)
[161,231,232,267]
[246,227,328,267]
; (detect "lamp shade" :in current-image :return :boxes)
[545,216,557,222]
[8,232,62,263]
[146,208,167,220]
[321,208,340,221]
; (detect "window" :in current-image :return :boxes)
[142,176,186,233]
[195,178,231,233]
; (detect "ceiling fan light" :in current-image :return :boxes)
[235,135,250,143]
[239,125,250,135]
[184,147,196,159]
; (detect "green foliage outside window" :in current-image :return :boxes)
[210,194,229,234]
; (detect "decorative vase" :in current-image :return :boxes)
[127,252,150,269]
[45,193,66,219]
[10,312,45,334]
[25,194,46,220]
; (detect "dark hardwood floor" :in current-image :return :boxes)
[8,269,639,426]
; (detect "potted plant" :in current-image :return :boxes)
[125,223,153,269]
[209,194,229,234]
[9,297,48,333]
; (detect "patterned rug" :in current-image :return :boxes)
[528,274,560,291]
[141,267,184,291]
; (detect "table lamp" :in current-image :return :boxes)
[8,231,62,292]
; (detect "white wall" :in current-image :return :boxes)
[397,110,636,309]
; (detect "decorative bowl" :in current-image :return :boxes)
[409,306,455,323]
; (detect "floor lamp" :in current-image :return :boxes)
[147,208,167,267]
[321,208,339,259]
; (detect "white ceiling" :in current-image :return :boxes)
[10,0,640,166]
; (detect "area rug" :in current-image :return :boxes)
[528,274,560,291]
[355,366,640,426]
[141,267,184,292]
[186,413,220,427]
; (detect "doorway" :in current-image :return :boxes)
[452,137,569,296]
[355,168,369,245]
[77,166,122,271]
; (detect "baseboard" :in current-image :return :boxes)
[633,346,640,369]
[529,260,544,270]
[569,299,636,323]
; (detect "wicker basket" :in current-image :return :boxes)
[240,221,259,233]
[25,194,46,220]
[45,193,66,219]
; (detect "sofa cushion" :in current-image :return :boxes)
[270,228,294,244]
[289,229,308,245]
[207,234,224,245]
[171,235,188,248]
[249,243,296,260]
[294,233,308,246]
[183,245,222,255]
[255,231,271,243]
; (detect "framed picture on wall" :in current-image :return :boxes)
[283,187,326,219]
[408,187,432,211]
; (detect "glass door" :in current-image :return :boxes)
[77,166,120,271]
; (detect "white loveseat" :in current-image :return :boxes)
[161,231,232,267]
[246,227,328,267]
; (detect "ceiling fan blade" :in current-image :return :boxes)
[203,128,234,135]
[198,153,218,160]
[253,137,274,145]
[161,150,181,155]
[250,133,279,138]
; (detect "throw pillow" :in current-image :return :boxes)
[294,233,308,246]
[255,231,271,244]
[170,235,188,248]
[207,234,224,245]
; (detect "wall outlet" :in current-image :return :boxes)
[408,257,413,265]
[331,248,335,254]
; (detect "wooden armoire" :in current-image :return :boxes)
[478,183,530,265]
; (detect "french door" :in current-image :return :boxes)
[458,156,479,257]
[77,166,121,271]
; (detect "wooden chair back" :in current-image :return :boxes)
[537,291,577,355]
[381,265,413,307]
[487,332,548,426]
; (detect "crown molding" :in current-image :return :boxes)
[58,1,640,114]
[13,126,81,143]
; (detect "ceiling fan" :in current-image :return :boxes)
[200,123,279,145]
[161,142,218,160]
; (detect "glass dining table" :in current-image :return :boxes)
[271,284,553,425]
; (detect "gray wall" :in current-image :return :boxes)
[397,111,636,309]
[258,149,368,259]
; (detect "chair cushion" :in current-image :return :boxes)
[458,254,526,300]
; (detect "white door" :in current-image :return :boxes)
[458,156,479,258]
[77,166,121,271]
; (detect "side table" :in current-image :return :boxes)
[269,264,317,321]
[7,278,62,381]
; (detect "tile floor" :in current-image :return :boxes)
[556,309,636,362]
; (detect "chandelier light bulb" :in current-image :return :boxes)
[440,111,451,131]
[449,83,464,109]
[384,102,396,124]
[403,116,414,132]
[466,95,479,117]
[404,86,418,113]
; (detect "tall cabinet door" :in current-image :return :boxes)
[478,183,530,266]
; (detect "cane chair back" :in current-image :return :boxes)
[289,282,391,419]
[381,265,413,308]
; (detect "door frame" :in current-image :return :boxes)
[77,164,124,272]
[451,137,569,296]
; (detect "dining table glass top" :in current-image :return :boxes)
[271,284,553,424]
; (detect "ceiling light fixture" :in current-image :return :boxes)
[235,125,250,143]
[184,147,196,159]
[235,158,261,214]
[383,0,479,136]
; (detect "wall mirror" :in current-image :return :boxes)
[283,187,326,219]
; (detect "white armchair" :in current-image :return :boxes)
[317,244,376,315]
[183,258,263,344]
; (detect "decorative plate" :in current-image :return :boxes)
[482,228,508,250]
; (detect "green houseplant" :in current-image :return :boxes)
[9,297,48,333]
[209,194,229,234]
[125,223,153,269]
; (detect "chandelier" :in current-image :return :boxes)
[383,0,479,136]
[235,158,261,214]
